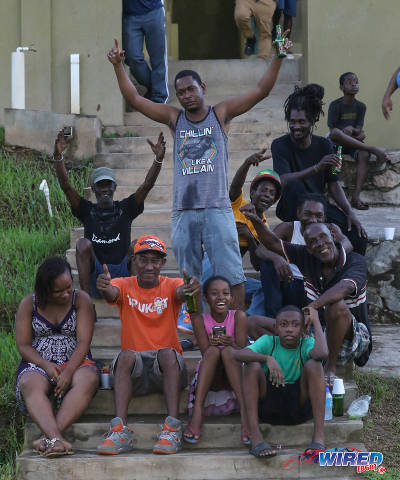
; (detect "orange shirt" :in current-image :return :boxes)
[109,275,184,354]
[231,190,268,247]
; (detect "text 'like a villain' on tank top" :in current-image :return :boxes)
[173,107,230,211]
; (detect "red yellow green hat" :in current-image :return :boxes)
[250,169,282,201]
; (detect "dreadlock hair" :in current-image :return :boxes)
[34,256,72,308]
[284,83,325,125]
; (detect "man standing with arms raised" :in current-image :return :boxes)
[107,35,291,308]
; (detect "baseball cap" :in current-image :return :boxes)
[134,235,167,257]
[250,169,282,201]
[91,167,116,185]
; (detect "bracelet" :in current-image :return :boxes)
[153,156,163,165]
[52,154,64,162]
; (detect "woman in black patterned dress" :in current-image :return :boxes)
[16,257,99,457]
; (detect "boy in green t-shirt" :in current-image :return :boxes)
[234,305,327,458]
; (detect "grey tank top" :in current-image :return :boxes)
[173,107,230,210]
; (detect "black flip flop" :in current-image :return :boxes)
[249,441,277,458]
[303,442,326,456]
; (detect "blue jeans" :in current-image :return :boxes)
[244,277,266,316]
[122,7,169,103]
[259,259,307,317]
[90,255,129,298]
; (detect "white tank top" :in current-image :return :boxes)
[289,221,305,279]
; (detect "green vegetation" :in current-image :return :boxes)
[356,371,400,478]
[0,145,92,477]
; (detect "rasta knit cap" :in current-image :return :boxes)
[250,169,282,201]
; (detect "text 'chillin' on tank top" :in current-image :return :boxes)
[173,107,230,211]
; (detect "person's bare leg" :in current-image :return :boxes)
[185,347,221,439]
[242,362,275,456]
[56,367,99,432]
[352,150,369,206]
[220,347,249,442]
[299,360,325,447]
[247,315,276,340]
[283,15,293,39]
[113,350,136,424]
[324,300,353,385]
[20,372,71,452]
[157,348,181,419]
[329,128,387,162]
[75,238,95,295]
[231,282,245,311]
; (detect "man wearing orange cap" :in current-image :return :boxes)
[96,235,200,456]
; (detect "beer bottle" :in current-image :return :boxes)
[184,274,197,314]
[275,25,287,58]
[332,145,343,175]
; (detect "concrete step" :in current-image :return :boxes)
[16,445,364,480]
[165,57,301,87]
[93,149,275,170]
[104,120,279,138]
[83,184,256,205]
[23,416,363,452]
[67,247,256,271]
[110,164,274,187]
[100,132,277,155]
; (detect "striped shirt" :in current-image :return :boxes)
[281,241,368,327]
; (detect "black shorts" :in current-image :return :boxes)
[258,377,312,425]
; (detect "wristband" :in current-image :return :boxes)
[52,154,64,162]
[313,164,319,173]
[153,156,163,165]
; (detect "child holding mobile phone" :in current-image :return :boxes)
[184,276,249,445]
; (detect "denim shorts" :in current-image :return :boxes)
[277,0,297,16]
[171,207,246,286]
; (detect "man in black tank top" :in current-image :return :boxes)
[107,36,292,309]
[53,130,166,299]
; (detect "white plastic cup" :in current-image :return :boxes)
[384,227,395,240]
[100,373,111,389]
[332,378,345,395]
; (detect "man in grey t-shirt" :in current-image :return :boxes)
[107,37,291,308]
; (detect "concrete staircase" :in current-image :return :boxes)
[17,57,365,479]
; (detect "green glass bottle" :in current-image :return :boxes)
[184,274,197,314]
[333,393,344,416]
[275,25,287,58]
[332,145,343,175]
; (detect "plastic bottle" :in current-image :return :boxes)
[184,274,197,314]
[324,386,333,421]
[347,395,371,419]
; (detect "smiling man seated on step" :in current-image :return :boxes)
[95,235,201,455]
[53,130,166,315]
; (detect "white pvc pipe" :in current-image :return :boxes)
[11,49,28,109]
[39,179,53,217]
[70,54,80,114]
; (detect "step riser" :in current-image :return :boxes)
[104,122,279,137]
[16,447,364,480]
[100,133,278,155]
[109,163,274,186]
[23,418,362,452]
[84,184,255,204]
[94,150,276,170]
[69,214,280,248]
[67,247,255,270]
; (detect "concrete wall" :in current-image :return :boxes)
[301,0,400,149]
[0,0,123,126]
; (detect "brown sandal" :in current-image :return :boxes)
[41,438,74,458]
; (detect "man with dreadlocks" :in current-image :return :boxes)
[271,84,367,255]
